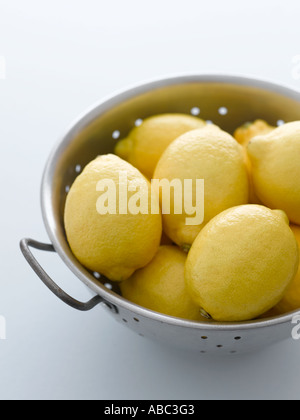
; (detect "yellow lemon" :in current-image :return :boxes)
[114,113,206,179]
[120,245,203,321]
[185,205,299,322]
[234,119,275,204]
[247,121,300,225]
[64,154,162,281]
[234,119,275,147]
[153,125,249,248]
[273,224,300,314]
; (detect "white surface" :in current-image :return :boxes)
[1,0,300,400]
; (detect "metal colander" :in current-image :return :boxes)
[20,74,300,355]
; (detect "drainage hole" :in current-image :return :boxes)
[191,107,201,116]
[112,130,121,139]
[218,106,228,116]
[75,164,82,173]
[135,118,143,127]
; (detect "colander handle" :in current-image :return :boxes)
[20,238,105,312]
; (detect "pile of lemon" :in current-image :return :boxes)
[64,114,300,322]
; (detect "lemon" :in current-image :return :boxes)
[273,224,300,314]
[64,154,162,281]
[120,245,203,321]
[185,205,299,322]
[247,121,300,225]
[234,120,275,204]
[153,125,249,248]
[114,113,206,179]
[234,119,275,147]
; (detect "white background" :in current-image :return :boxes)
[1,0,300,400]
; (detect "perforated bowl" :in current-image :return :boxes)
[20,74,300,355]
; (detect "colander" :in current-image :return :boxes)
[20,74,300,355]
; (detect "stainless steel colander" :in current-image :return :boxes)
[20,74,300,355]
